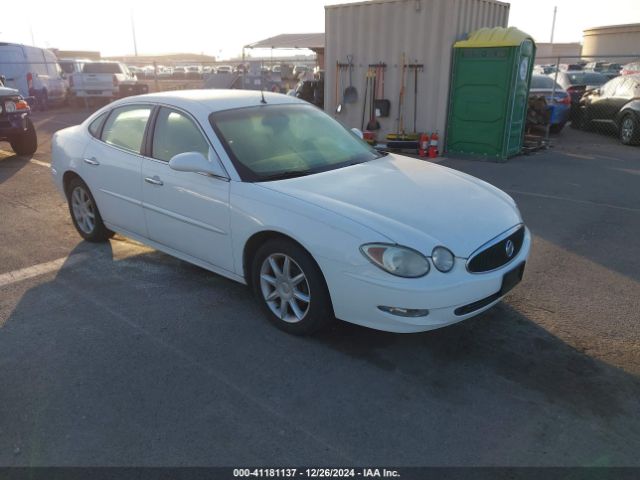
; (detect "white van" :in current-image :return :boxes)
[0,43,67,107]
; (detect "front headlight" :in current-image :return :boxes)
[360,244,430,278]
[4,101,16,113]
[432,246,455,272]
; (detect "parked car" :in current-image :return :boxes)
[233,64,247,74]
[69,61,147,105]
[271,65,282,74]
[58,58,89,78]
[553,71,609,117]
[157,66,173,79]
[558,64,583,72]
[172,66,187,79]
[534,64,556,75]
[621,61,640,75]
[585,62,622,79]
[293,78,324,109]
[573,74,640,145]
[0,75,37,155]
[186,65,203,79]
[0,42,67,108]
[529,75,571,133]
[292,65,309,78]
[51,90,530,335]
[217,65,233,74]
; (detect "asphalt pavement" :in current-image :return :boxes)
[0,108,638,466]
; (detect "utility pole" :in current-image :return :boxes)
[131,11,138,56]
[550,6,558,44]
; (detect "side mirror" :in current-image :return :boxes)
[351,127,364,139]
[169,151,227,178]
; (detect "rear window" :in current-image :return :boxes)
[567,72,607,85]
[83,63,122,74]
[531,76,557,89]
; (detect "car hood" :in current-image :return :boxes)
[259,154,521,257]
[0,86,20,96]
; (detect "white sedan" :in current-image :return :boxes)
[51,90,531,334]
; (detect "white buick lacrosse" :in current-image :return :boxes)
[51,90,530,334]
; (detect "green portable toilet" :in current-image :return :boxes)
[446,27,536,161]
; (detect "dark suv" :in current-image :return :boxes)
[0,75,37,156]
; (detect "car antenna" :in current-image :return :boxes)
[260,61,267,104]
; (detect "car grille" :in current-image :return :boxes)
[467,225,525,273]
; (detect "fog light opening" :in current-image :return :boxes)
[378,306,429,318]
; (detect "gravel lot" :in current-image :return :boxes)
[0,107,639,466]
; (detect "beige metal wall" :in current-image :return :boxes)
[582,23,640,59]
[325,0,509,141]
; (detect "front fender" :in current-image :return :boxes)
[229,182,391,280]
[616,101,640,126]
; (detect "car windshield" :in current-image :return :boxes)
[531,76,561,89]
[210,103,384,181]
[567,72,607,85]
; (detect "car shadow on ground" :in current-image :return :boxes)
[1,240,639,465]
[0,152,32,186]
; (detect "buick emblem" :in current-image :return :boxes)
[505,240,515,258]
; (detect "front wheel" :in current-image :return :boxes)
[620,114,640,145]
[66,177,114,242]
[10,118,37,156]
[251,239,334,335]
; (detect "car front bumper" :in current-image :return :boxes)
[0,112,30,140]
[320,227,532,333]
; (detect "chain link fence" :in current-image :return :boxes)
[0,56,318,110]
[529,54,640,148]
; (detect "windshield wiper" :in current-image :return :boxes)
[256,170,312,181]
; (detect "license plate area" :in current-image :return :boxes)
[500,262,525,296]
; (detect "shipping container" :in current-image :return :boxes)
[325,0,510,144]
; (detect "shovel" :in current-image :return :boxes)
[366,66,380,131]
[335,63,343,114]
[343,55,358,104]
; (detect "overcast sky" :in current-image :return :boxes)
[1,0,639,58]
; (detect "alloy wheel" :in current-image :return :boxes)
[621,117,635,143]
[259,253,311,323]
[71,186,96,234]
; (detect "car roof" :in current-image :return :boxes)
[113,89,307,112]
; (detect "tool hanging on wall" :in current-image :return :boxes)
[371,62,390,118]
[335,61,349,114]
[361,68,371,130]
[366,66,380,131]
[397,53,407,137]
[343,55,358,104]
[408,63,424,136]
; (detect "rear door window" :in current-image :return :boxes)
[88,112,109,138]
[101,105,152,153]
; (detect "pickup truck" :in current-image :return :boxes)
[69,61,148,105]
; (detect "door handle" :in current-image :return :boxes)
[144,176,164,186]
[83,157,99,166]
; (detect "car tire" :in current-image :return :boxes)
[251,238,334,335]
[550,122,566,134]
[10,118,38,156]
[619,114,640,145]
[66,177,114,242]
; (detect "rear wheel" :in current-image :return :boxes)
[10,118,37,156]
[66,177,113,242]
[251,239,334,335]
[620,114,640,145]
